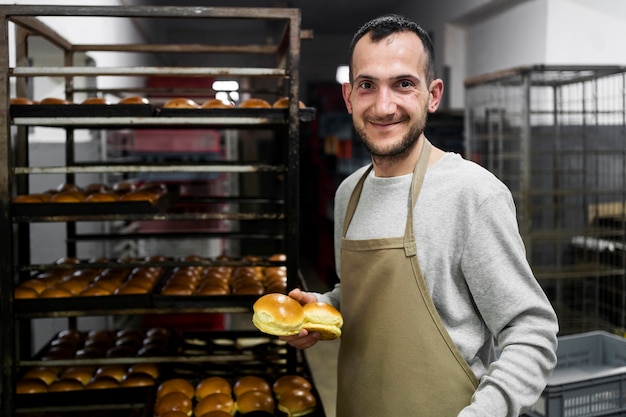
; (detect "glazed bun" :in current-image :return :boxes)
[84,192,119,202]
[163,98,200,109]
[49,191,85,203]
[154,391,193,417]
[82,97,109,105]
[252,293,304,336]
[119,190,157,203]
[236,390,275,414]
[233,376,271,398]
[272,97,305,109]
[10,97,34,105]
[48,378,85,392]
[194,392,235,416]
[14,286,39,299]
[40,97,71,105]
[157,378,195,399]
[195,411,234,417]
[12,193,50,203]
[239,98,271,109]
[195,376,232,400]
[301,302,343,340]
[272,375,312,399]
[119,372,155,387]
[16,378,49,394]
[118,96,149,105]
[277,389,317,417]
[23,367,58,385]
[201,99,234,109]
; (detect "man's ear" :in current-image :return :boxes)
[427,78,444,113]
[342,82,353,114]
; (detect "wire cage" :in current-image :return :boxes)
[464,65,626,336]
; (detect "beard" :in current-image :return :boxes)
[354,110,427,164]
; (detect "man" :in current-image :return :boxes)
[283,14,558,417]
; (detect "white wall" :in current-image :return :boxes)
[546,0,626,65]
[465,0,548,78]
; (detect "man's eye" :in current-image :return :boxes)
[399,80,413,88]
[358,81,373,89]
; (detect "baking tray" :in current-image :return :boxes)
[12,194,171,217]
[10,104,156,118]
[151,294,257,310]
[158,107,317,122]
[14,293,152,315]
[14,386,154,412]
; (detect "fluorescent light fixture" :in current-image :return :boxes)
[212,80,239,91]
[336,65,349,84]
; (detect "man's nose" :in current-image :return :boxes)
[373,87,397,115]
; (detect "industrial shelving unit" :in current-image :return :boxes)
[0,5,318,416]
[464,65,626,336]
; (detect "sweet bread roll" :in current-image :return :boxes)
[160,411,192,417]
[119,96,149,105]
[239,98,271,109]
[272,375,312,399]
[195,376,232,400]
[194,392,235,416]
[82,97,109,105]
[157,378,195,399]
[49,191,85,203]
[154,391,193,417]
[194,411,234,417]
[233,375,271,398]
[85,375,119,389]
[40,97,71,105]
[84,192,119,202]
[94,365,127,382]
[236,390,275,414]
[23,367,58,385]
[301,302,343,340]
[277,389,317,416]
[201,98,235,109]
[119,190,157,203]
[16,378,49,394]
[252,293,304,336]
[40,287,73,298]
[163,98,200,109]
[48,378,85,392]
[272,97,306,109]
[14,286,39,299]
[79,286,111,296]
[119,372,155,387]
[10,97,34,105]
[12,193,50,203]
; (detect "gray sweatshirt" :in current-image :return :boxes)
[314,152,558,417]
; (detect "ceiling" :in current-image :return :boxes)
[131,0,410,37]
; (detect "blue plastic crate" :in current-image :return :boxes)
[525,331,626,417]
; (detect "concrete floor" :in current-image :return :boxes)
[305,337,339,417]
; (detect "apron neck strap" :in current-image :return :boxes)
[404,137,432,257]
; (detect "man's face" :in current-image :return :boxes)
[342,31,442,159]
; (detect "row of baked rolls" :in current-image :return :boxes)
[153,374,316,417]
[163,96,306,110]
[12,181,167,204]
[159,254,287,296]
[10,96,150,105]
[14,256,166,299]
[38,327,172,361]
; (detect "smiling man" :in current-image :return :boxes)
[281,14,559,417]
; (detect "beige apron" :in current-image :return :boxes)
[337,139,479,417]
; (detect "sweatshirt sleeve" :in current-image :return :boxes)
[458,189,559,417]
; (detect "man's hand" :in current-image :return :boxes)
[278,288,322,349]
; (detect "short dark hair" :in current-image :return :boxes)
[348,14,435,83]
